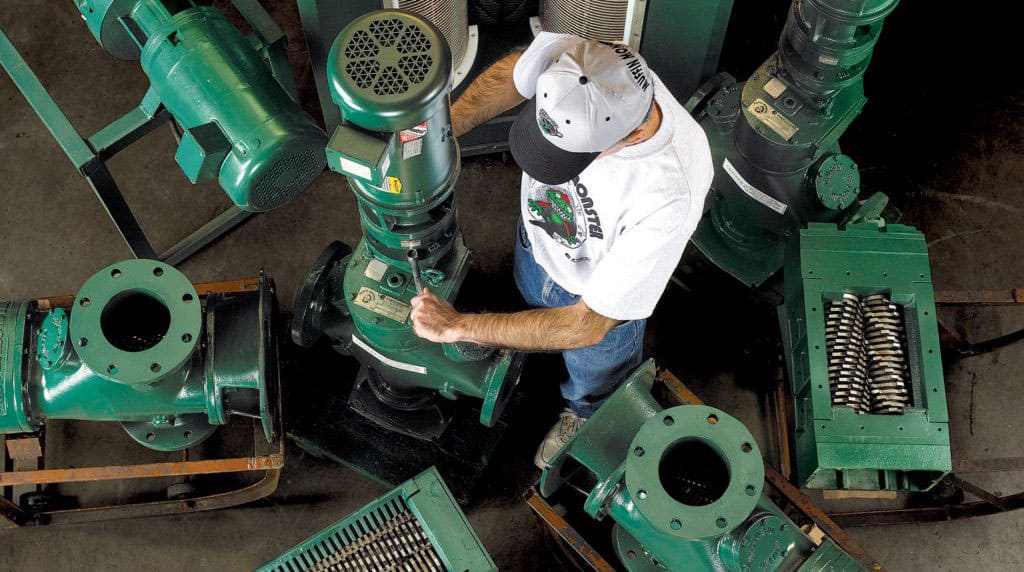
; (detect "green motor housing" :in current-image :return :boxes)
[688,0,899,286]
[541,360,865,572]
[76,0,327,211]
[779,223,950,491]
[0,260,277,451]
[292,10,523,439]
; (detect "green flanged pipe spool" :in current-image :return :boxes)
[687,0,899,286]
[292,10,524,440]
[540,360,866,572]
[75,0,327,211]
[0,260,277,451]
[778,222,950,491]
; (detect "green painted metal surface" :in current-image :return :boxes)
[257,466,496,572]
[688,0,899,286]
[641,0,733,99]
[779,223,950,491]
[293,11,523,433]
[73,0,327,211]
[0,260,277,451]
[541,360,865,572]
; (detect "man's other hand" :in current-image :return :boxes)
[410,288,464,343]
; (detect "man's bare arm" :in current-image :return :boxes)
[410,289,619,351]
[451,51,526,137]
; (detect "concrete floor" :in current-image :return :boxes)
[2,2,1023,571]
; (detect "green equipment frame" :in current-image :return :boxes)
[258,466,495,572]
[0,0,304,265]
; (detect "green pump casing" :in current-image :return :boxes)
[75,0,327,211]
[292,10,523,437]
[541,360,865,572]
[0,260,277,451]
[688,0,899,286]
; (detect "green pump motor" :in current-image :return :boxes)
[688,0,899,286]
[0,260,277,451]
[541,360,865,571]
[292,10,523,440]
[74,0,327,211]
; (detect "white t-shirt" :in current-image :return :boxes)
[513,33,714,321]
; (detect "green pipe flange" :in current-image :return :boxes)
[624,405,765,540]
[70,260,202,386]
[122,413,217,451]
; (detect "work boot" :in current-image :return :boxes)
[534,408,587,470]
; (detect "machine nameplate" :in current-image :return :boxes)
[748,98,798,140]
[351,335,427,374]
[364,259,389,282]
[723,159,788,215]
[353,287,411,323]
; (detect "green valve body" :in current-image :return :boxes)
[292,10,523,438]
[541,361,865,572]
[76,0,327,211]
[688,0,899,286]
[0,260,276,451]
[779,223,950,491]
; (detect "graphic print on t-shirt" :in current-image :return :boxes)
[526,178,603,249]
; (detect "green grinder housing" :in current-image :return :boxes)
[541,361,865,572]
[76,0,327,211]
[689,0,900,286]
[0,260,277,451]
[293,10,523,439]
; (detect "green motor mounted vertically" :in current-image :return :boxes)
[75,0,327,211]
[689,0,899,286]
[541,361,865,572]
[293,10,523,439]
[0,260,277,451]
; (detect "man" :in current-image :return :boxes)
[410,33,714,469]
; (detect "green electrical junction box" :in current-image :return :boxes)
[0,260,276,451]
[779,223,951,491]
[542,360,865,572]
[293,10,524,440]
[257,466,495,572]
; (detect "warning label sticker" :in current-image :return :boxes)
[723,158,788,215]
[386,176,403,194]
[400,122,428,143]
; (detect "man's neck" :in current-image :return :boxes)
[629,101,663,147]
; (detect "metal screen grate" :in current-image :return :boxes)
[539,0,629,42]
[250,148,323,211]
[343,17,435,97]
[391,0,469,71]
[264,496,444,572]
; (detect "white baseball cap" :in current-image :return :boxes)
[510,39,655,184]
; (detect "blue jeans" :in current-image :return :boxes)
[513,222,646,418]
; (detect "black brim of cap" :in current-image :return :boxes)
[509,98,599,185]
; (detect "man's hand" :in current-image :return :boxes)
[410,288,465,343]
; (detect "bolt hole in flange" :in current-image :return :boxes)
[101,291,171,352]
[111,268,122,278]
[659,440,730,507]
[153,267,164,277]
